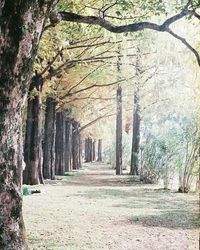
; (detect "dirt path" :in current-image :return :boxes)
[23,163,199,250]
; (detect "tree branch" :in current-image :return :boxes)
[65,96,115,104]
[166,28,200,67]
[67,64,105,94]
[48,1,199,67]
[58,7,189,33]
[61,76,135,100]
[79,112,115,131]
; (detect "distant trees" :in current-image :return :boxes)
[84,137,99,162]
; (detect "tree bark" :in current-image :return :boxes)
[72,121,80,169]
[65,118,72,172]
[89,138,93,162]
[85,138,89,162]
[116,86,123,175]
[55,112,66,175]
[79,133,82,168]
[92,140,96,162]
[130,85,141,175]
[85,137,93,162]
[0,1,54,248]
[43,97,56,179]
[23,75,44,185]
[97,139,103,162]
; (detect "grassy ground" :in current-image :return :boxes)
[23,163,199,250]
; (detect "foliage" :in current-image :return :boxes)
[141,113,199,188]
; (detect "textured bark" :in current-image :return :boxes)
[116,86,123,175]
[130,86,140,176]
[85,137,93,162]
[78,133,82,168]
[43,97,56,179]
[84,138,89,162]
[85,138,91,162]
[65,118,72,172]
[89,138,93,162]
[97,139,103,162]
[0,1,53,248]
[92,140,96,161]
[23,76,44,185]
[72,121,80,170]
[55,112,66,175]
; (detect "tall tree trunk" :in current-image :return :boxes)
[130,86,140,175]
[72,121,80,169]
[92,140,96,161]
[38,129,44,184]
[89,137,93,162]
[0,1,53,248]
[65,118,72,172]
[23,75,44,185]
[85,138,89,162]
[97,139,103,162]
[43,97,56,179]
[55,112,66,175]
[116,86,123,175]
[85,137,93,162]
[79,133,82,168]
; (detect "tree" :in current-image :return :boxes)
[55,111,66,175]
[116,85,123,175]
[84,137,94,162]
[65,117,73,172]
[0,1,54,248]
[130,58,141,175]
[92,140,96,161]
[23,75,44,185]
[72,121,81,169]
[97,139,103,162]
[43,97,56,180]
[130,83,141,175]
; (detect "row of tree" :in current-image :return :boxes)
[22,91,103,185]
[85,137,102,162]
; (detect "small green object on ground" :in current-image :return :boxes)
[22,187,30,196]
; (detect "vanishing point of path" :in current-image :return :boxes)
[23,163,199,250]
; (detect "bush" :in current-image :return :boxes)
[140,167,159,184]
